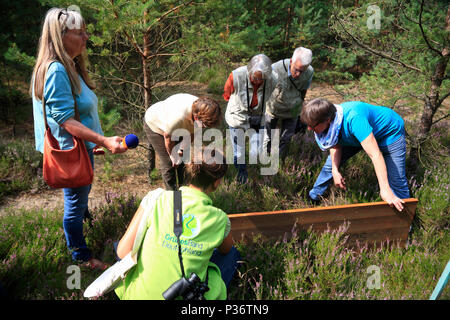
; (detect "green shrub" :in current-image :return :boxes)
[0,194,139,299]
[0,138,44,202]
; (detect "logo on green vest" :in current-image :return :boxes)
[181,214,201,239]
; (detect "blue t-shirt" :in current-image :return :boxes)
[33,61,103,153]
[338,101,404,147]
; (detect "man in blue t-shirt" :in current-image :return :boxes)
[300,99,410,212]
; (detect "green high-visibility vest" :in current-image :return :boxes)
[115,186,228,300]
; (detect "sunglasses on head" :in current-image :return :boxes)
[58,9,67,20]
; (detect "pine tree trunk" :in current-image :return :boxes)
[143,37,152,109]
[284,6,291,48]
[418,57,448,140]
[410,5,450,166]
[143,16,155,173]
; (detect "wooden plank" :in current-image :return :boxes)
[229,198,418,248]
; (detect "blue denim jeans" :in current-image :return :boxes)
[62,149,94,262]
[210,246,241,287]
[309,135,410,200]
[229,126,264,183]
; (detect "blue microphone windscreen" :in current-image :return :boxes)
[125,134,139,149]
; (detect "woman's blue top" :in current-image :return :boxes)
[339,101,404,147]
[33,61,103,153]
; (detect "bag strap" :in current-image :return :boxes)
[282,59,302,93]
[173,190,186,278]
[41,61,80,131]
[172,189,209,286]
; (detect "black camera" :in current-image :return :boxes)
[162,272,209,300]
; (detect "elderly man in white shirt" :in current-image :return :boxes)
[263,47,314,161]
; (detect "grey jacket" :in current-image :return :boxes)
[266,59,314,119]
[225,66,277,129]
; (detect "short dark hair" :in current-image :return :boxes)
[301,98,336,126]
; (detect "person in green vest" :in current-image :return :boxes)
[114,150,240,300]
[263,47,314,161]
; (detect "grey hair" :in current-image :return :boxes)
[292,47,313,66]
[247,54,272,79]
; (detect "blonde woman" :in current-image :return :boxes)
[31,8,127,269]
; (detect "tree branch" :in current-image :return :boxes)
[145,0,195,35]
[431,112,450,125]
[103,73,145,90]
[109,0,145,58]
[418,0,443,56]
[334,15,423,73]
[437,91,450,108]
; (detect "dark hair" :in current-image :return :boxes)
[192,97,222,128]
[185,148,227,190]
[300,98,336,126]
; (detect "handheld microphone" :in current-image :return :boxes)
[121,134,139,149]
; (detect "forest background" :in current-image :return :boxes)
[0,0,449,300]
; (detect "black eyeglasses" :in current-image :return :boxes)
[310,121,322,130]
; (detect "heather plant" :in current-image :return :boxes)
[0,207,73,299]
[0,138,44,203]
[0,121,448,300]
[228,223,449,300]
[0,194,139,299]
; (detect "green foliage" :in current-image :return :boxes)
[97,97,122,137]
[0,1,46,124]
[0,0,48,57]
[0,194,139,299]
[181,0,335,63]
[0,139,44,203]
[1,0,449,301]
[190,63,231,94]
[0,85,30,125]
[230,221,449,300]
[0,208,71,299]
[84,193,140,259]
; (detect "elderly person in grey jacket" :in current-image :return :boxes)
[223,54,277,183]
[263,47,314,161]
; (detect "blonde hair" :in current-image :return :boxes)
[30,7,95,100]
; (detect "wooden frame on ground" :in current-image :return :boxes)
[229,198,418,248]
